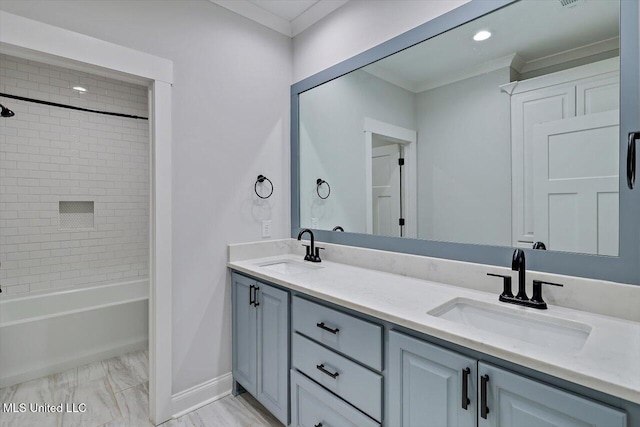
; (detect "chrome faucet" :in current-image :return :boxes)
[297,228,323,262]
[486,249,563,310]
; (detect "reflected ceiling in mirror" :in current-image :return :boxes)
[299,0,620,256]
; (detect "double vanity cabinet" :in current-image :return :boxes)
[231,269,632,427]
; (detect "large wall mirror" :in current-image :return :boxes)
[292,0,640,284]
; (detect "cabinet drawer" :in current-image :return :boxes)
[292,333,382,422]
[291,369,380,427]
[292,296,383,371]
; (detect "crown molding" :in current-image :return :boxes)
[210,0,348,38]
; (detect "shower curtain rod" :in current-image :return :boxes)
[0,93,148,120]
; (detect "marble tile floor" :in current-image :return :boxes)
[0,349,282,427]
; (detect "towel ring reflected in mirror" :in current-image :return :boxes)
[316,178,330,199]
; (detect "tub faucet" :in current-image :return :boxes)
[297,228,323,262]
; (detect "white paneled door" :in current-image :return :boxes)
[533,110,619,255]
[372,144,402,237]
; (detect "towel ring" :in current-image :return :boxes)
[316,178,330,199]
[254,175,273,199]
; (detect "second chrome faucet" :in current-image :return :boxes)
[488,249,562,310]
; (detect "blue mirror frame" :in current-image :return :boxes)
[291,0,640,285]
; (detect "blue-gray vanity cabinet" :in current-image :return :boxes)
[290,369,380,427]
[232,274,257,395]
[388,331,477,427]
[231,273,289,425]
[478,362,627,427]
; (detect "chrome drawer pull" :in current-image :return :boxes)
[316,322,339,334]
[316,364,339,379]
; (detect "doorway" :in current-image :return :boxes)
[0,13,174,424]
[364,118,417,238]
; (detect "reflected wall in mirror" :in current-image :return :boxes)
[299,0,620,256]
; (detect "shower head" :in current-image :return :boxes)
[1,103,15,118]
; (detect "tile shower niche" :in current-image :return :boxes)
[59,201,95,230]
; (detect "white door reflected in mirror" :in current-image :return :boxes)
[372,142,402,237]
[533,110,619,255]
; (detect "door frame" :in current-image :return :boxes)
[364,118,417,238]
[0,11,174,424]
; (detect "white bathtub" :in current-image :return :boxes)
[0,280,149,388]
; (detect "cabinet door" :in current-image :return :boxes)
[478,363,626,427]
[232,274,257,395]
[256,282,289,425]
[388,331,476,427]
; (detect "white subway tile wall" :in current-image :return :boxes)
[0,54,149,295]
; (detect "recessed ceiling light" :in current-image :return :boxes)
[473,30,492,41]
[72,86,87,92]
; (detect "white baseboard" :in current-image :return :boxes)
[171,372,233,419]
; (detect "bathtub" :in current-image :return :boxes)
[0,280,148,388]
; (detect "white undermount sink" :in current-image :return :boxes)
[428,298,591,353]
[258,259,324,275]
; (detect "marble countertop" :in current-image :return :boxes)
[229,254,640,405]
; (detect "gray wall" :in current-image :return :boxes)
[299,66,513,246]
[415,67,512,246]
[299,70,416,232]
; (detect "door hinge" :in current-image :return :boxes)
[399,218,405,226]
[398,158,405,166]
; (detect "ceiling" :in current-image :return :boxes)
[363,0,619,93]
[210,0,349,37]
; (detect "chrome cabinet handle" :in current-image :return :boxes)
[249,285,255,306]
[628,131,639,189]
[461,367,471,410]
[316,322,339,334]
[480,374,490,419]
[316,364,339,379]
